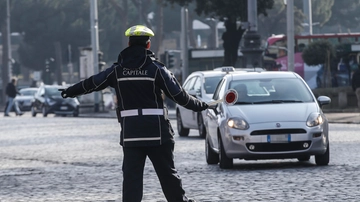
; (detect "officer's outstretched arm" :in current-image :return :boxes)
[156,66,208,112]
[60,65,115,98]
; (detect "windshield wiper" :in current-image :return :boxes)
[252,100,303,104]
[235,101,254,105]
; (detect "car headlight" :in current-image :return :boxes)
[306,112,324,127]
[45,97,56,106]
[227,117,249,130]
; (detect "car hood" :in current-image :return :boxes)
[227,103,320,124]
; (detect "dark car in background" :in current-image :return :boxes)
[31,85,80,117]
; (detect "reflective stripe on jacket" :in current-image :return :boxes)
[66,45,205,147]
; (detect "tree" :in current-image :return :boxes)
[307,0,334,33]
[163,0,274,67]
[302,40,335,88]
[107,0,166,57]
[10,0,90,72]
[258,0,305,38]
[325,0,360,32]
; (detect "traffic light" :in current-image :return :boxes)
[98,51,106,71]
[168,52,175,68]
[12,61,21,76]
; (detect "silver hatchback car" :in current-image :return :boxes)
[205,71,331,169]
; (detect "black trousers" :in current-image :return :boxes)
[122,141,188,202]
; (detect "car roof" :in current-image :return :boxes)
[224,71,300,80]
[20,87,38,91]
[42,84,63,88]
[189,71,227,77]
[188,66,266,78]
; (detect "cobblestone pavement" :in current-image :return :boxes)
[1,114,360,202]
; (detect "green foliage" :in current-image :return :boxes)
[164,0,274,66]
[310,0,334,27]
[326,0,360,30]
[258,0,305,38]
[166,0,273,22]
[302,40,335,66]
[10,0,90,71]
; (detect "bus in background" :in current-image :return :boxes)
[264,33,360,89]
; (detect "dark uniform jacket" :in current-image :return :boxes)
[65,45,206,147]
[352,69,360,91]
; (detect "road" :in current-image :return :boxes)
[1,114,360,202]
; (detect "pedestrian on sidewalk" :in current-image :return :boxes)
[4,78,23,117]
[352,64,360,112]
[59,25,206,202]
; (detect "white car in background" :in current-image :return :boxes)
[176,67,241,138]
[15,87,38,111]
[205,71,331,169]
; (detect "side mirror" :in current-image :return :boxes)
[207,89,238,106]
[317,96,331,108]
[188,89,197,97]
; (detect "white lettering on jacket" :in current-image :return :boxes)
[123,70,148,76]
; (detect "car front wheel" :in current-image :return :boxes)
[198,114,206,138]
[73,108,79,117]
[177,112,189,137]
[219,136,233,169]
[31,106,37,117]
[315,143,330,166]
[42,106,48,117]
[206,135,219,164]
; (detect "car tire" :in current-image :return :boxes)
[177,111,189,137]
[219,136,233,169]
[206,135,219,164]
[315,143,330,166]
[198,114,206,138]
[73,108,79,117]
[297,155,311,162]
[42,106,48,117]
[31,106,37,117]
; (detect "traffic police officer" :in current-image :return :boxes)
[60,25,207,202]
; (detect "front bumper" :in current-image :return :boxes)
[46,103,78,115]
[222,121,328,160]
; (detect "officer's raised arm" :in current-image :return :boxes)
[155,63,208,112]
[60,65,115,98]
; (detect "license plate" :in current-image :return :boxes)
[267,134,291,143]
[60,106,68,110]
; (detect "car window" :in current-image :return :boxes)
[45,87,61,96]
[183,76,196,91]
[212,78,226,100]
[204,76,223,94]
[39,86,45,96]
[20,89,37,96]
[230,80,269,96]
[229,78,314,104]
[193,77,201,94]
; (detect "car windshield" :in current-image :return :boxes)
[204,76,223,94]
[229,78,314,104]
[20,89,37,96]
[45,87,61,96]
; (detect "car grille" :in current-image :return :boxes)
[251,129,307,135]
[245,141,312,152]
